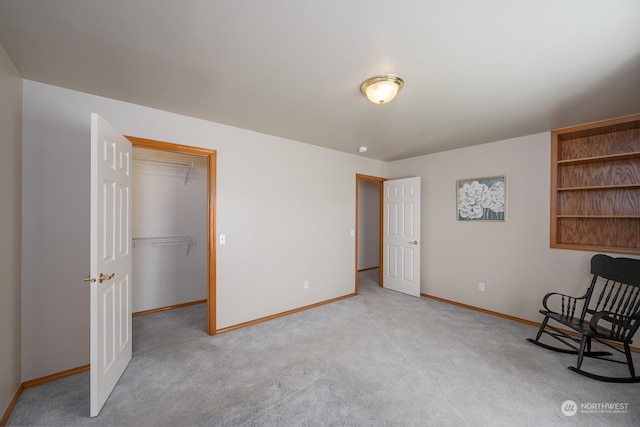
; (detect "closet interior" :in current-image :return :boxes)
[131,147,208,313]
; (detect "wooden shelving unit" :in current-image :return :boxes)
[550,114,640,254]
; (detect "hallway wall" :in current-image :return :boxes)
[357,179,379,270]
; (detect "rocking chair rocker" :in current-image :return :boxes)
[527,254,640,383]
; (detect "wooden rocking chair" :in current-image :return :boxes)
[527,254,640,383]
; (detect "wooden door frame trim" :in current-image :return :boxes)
[355,174,386,293]
[125,136,217,335]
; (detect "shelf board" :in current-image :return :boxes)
[557,184,640,191]
[555,115,640,139]
[551,242,640,255]
[133,157,194,184]
[556,215,640,219]
[557,151,640,165]
[132,236,194,255]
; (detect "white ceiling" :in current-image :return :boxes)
[1,0,639,161]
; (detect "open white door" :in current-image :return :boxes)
[383,177,421,297]
[89,114,132,417]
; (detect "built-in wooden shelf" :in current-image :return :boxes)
[551,114,640,255]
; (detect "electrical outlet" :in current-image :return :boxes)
[304,281,310,290]
[479,282,485,292]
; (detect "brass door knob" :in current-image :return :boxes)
[98,273,115,283]
[408,240,419,245]
[84,273,115,284]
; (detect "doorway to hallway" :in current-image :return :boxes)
[355,174,384,293]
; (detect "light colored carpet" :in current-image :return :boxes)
[7,270,640,426]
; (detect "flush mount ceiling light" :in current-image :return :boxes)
[358,146,368,153]
[360,74,404,104]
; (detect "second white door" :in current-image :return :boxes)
[383,177,421,297]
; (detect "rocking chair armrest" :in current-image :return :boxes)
[589,310,639,335]
[541,292,588,312]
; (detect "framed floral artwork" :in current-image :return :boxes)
[456,176,506,221]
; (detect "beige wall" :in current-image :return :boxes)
[18,78,640,382]
[388,132,640,323]
[21,80,388,380]
[0,44,22,417]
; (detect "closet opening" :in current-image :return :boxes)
[126,136,217,335]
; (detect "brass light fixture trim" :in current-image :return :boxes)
[360,74,404,104]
